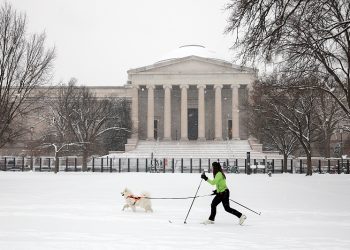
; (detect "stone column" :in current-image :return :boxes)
[180,84,189,140]
[130,85,139,139]
[146,85,155,140]
[214,84,223,140]
[231,84,240,139]
[163,84,172,140]
[197,84,206,141]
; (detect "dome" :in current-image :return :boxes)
[155,45,230,64]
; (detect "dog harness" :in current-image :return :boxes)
[127,195,143,205]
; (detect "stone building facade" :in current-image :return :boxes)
[125,45,256,150]
[0,45,257,155]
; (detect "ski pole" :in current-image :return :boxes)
[184,177,203,224]
[229,199,261,215]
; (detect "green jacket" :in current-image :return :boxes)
[207,172,227,193]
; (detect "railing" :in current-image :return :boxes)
[1,156,349,174]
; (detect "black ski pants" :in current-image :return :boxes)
[209,189,242,221]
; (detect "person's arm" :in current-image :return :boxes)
[207,172,222,185]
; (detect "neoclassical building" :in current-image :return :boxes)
[124,45,256,150]
[0,45,257,156]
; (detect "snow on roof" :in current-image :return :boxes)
[155,45,230,64]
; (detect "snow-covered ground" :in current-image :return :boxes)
[0,172,349,250]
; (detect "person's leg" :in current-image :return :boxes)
[208,194,222,221]
[222,189,242,218]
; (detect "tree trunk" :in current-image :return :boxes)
[53,150,60,174]
[82,150,88,172]
[306,153,312,176]
[283,153,288,173]
[325,136,331,158]
[54,155,59,174]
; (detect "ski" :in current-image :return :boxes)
[168,220,214,225]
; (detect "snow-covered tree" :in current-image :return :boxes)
[313,91,344,157]
[250,75,322,175]
[43,80,130,172]
[39,79,81,173]
[0,3,55,148]
[101,98,131,152]
[248,80,299,172]
[226,0,350,121]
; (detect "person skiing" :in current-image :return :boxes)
[201,162,247,225]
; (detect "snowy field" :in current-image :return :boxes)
[0,172,350,250]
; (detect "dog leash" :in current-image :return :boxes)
[142,194,213,200]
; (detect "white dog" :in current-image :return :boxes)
[121,188,153,212]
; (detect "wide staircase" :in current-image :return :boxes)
[108,140,279,159]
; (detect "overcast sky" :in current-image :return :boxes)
[10,0,236,86]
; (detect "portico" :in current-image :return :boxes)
[127,45,256,146]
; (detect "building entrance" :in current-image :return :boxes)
[228,120,232,140]
[154,120,158,140]
[188,108,198,140]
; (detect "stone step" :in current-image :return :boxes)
[108,140,281,159]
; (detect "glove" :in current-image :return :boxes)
[201,172,208,181]
[212,190,217,195]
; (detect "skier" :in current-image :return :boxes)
[201,162,247,225]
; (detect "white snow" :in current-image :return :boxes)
[1,172,350,249]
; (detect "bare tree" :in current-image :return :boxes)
[250,75,321,175]
[0,3,55,148]
[40,79,81,173]
[248,80,299,172]
[43,81,130,172]
[101,98,131,152]
[313,91,343,157]
[226,0,350,120]
[270,79,319,176]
